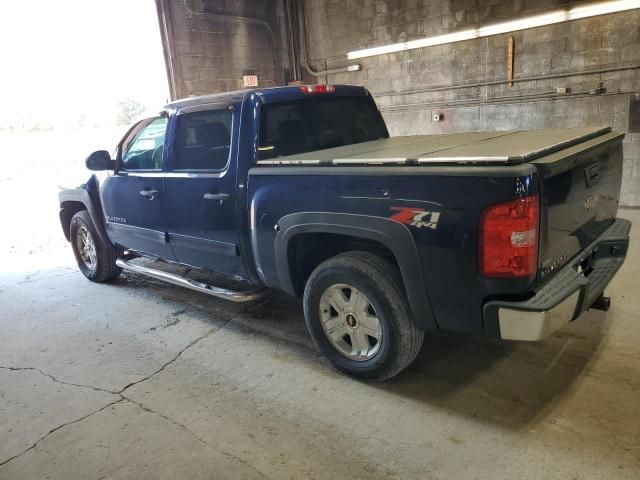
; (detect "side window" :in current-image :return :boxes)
[122,117,168,170]
[175,109,232,171]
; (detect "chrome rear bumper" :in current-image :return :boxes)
[497,291,580,341]
[483,218,631,341]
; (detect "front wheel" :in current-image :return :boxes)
[70,210,121,282]
[303,252,424,381]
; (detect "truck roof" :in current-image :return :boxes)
[164,85,369,112]
[256,127,618,166]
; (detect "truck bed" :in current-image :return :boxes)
[256,127,612,166]
[250,122,625,334]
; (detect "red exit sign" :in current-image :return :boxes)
[242,75,258,87]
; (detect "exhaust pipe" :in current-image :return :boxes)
[116,258,267,303]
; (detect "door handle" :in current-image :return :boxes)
[140,189,159,199]
[203,193,230,202]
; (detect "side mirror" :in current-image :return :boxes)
[86,150,115,171]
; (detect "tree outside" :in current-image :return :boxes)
[116,98,148,126]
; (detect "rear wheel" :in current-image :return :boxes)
[303,251,424,381]
[70,210,121,282]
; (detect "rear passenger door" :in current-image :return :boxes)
[163,105,248,279]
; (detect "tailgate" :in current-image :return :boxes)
[530,130,625,286]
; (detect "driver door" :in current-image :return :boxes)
[101,116,175,260]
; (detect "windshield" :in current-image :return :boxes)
[257,96,388,160]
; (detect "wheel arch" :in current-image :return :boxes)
[274,212,437,331]
[59,200,86,241]
[59,187,111,246]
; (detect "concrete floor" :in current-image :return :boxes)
[1,209,639,479]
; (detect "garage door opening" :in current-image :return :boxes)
[0,0,169,272]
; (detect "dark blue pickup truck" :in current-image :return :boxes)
[59,85,631,380]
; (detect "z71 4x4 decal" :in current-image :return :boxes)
[390,207,440,230]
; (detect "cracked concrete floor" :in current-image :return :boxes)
[0,209,639,479]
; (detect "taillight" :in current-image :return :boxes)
[299,84,335,94]
[479,195,539,278]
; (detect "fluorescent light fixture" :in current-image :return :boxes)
[347,0,640,59]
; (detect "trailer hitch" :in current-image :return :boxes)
[589,294,611,312]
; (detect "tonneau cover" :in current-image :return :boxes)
[257,127,612,166]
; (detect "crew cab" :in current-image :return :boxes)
[59,85,631,380]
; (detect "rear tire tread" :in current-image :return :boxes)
[303,251,424,381]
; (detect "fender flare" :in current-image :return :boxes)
[274,212,437,331]
[58,186,111,247]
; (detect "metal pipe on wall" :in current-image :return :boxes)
[374,64,640,98]
[182,0,280,86]
[375,64,640,112]
[182,0,276,44]
[295,0,360,77]
[283,0,301,81]
[379,89,640,112]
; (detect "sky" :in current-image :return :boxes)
[0,0,170,129]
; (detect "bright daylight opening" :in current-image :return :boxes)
[0,0,169,272]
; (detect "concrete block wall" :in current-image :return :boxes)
[156,0,282,99]
[303,0,640,206]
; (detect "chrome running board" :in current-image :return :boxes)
[116,258,267,303]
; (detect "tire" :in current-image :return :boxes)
[70,210,121,282]
[303,251,424,381]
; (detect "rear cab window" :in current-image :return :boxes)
[258,96,389,160]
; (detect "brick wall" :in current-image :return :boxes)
[303,0,640,206]
[156,0,282,98]
[156,0,640,206]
